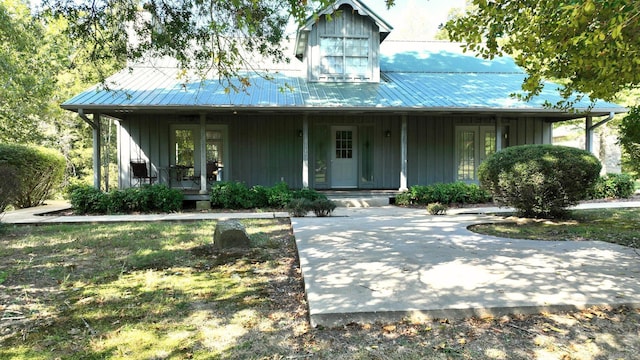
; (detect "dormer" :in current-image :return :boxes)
[295,0,393,83]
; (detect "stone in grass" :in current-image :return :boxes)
[213,220,251,250]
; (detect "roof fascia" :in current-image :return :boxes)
[61,104,626,119]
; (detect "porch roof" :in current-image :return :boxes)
[62,42,625,118]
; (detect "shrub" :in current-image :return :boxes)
[479,144,601,218]
[249,185,270,208]
[395,182,492,206]
[210,181,254,209]
[146,184,183,213]
[267,182,293,208]
[70,184,183,214]
[426,202,448,215]
[0,164,19,212]
[590,173,635,199]
[310,198,337,217]
[70,185,108,214]
[0,144,66,208]
[287,198,312,217]
[210,182,329,211]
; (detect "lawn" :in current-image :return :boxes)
[470,208,640,248]
[1,218,639,359]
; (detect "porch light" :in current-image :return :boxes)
[385,130,391,137]
[298,130,303,137]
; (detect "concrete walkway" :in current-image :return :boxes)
[292,203,640,327]
[0,201,289,224]
[3,200,640,328]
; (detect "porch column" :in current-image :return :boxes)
[79,109,102,190]
[585,116,593,154]
[199,113,207,194]
[302,114,309,188]
[400,114,408,191]
[93,113,102,191]
[495,116,503,151]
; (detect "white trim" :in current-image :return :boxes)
[400,115,408,191]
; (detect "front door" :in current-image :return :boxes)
[331,126,358,188]
[455,126,496,182]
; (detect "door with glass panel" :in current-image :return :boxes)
[205,128,224,183]
[455,126,496,182]
[171,126,199,189]
[331,126,358,188]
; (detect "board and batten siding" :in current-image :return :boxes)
[118,114,170,188]
[228,114,304,188]
[117,112,552,190]
[406,115,553,186]
[118,113,304,189]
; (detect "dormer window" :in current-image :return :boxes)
[295,0,392,83]
[320,36,370,79]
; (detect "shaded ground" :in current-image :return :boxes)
[0,220,639,359]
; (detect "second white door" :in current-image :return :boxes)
[331,126,358,188]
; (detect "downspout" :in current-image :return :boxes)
[585,111,614,154]
[78,109,102,190]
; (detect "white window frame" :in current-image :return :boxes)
[319,35,371,80]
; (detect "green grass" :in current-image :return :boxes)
[470,208,640,248]
[0,219,302,359]
[2,218,639,359]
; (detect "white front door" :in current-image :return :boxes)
[331,126,358,188]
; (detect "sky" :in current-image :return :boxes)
[359,0,467,40]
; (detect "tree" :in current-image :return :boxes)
[618,106,640,177]
[444,0,640,106]
[43,0,395,91]
[0,0,59,143]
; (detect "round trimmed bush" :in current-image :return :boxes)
[0,144,66,208]
[478,144,601,218]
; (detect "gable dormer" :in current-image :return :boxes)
[295,0,392,83]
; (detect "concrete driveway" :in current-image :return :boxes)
[292,206,640,327]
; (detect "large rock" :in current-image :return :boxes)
[213,220,251,250]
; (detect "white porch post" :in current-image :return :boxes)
[199,114,208,194]
[495,116,503,151]
[400,114,408,191]
[302,114,309,188]
[585,116,593,154]
[92,113,102,191]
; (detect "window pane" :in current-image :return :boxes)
[206,130,223,165]
[484,131,496,157]
[345,57,368,75]
[335,130,353,159]
[175,129,194,167]
[321,56,344,74]
[361,127,374,183]
[457,130,475,181]
[320,37,343,55]
[345,38,368,56]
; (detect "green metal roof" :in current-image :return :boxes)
[62,42,625,117]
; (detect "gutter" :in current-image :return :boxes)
[588,111,615,131]
[78,108,97,129]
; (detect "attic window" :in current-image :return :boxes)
[319,36,370,79]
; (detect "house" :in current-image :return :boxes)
[62,0,625,201]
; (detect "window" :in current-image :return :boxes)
[335,130,353,159]
[320,36,369,79]
[456,126,496,182]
